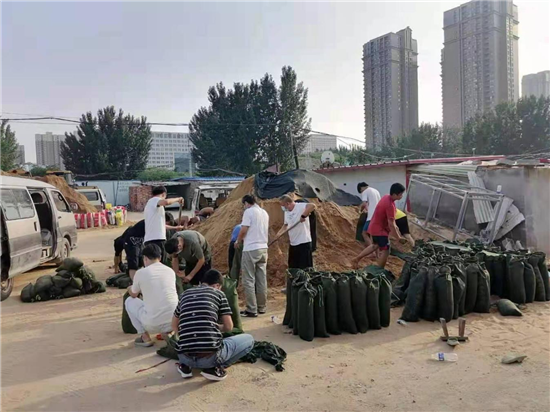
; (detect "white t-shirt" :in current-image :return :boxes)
[144,196,166,242]
[284,202,312,246]
[241,204,269,252]
[361,187,381,221]
[130,262,178,330]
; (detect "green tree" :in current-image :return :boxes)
[61,106,151,179]
[136,168,180,182]
[399,123,442,153]
[1,120,19,170]
[517,96,550,152]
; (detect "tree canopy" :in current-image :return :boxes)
[61,106,152,179]
[189,66,311,175]
[136,168,180,182]
[1,120,19,171]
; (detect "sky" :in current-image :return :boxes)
[2,0,549,163]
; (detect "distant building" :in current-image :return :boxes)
[15,145,25,165]
[147,131,193,170]
[442,0,519,128]
[174,152,196,176]
[301,134,338,154]
[522,71,550,98]
[35,132,65,168]
[363,27,419,150]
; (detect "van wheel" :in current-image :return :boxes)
[53,238,71,266]
[1,278,14,301]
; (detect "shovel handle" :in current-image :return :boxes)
[440,318,449,338]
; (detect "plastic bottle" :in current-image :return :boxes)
[431,353,458,362]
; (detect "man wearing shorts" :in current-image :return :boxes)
[352,183,406,269]
[357,182,381,245]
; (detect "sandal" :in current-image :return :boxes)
[134,336,154,347]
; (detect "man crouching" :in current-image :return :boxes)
[172,269,254,381]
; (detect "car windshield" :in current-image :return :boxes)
[82,191,99,201]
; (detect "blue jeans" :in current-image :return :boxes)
[177,334,254,369]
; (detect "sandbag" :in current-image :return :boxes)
[366,278,381,330]
[92,281,106,294]
[77,265,96,281]
[117,276,133,289]
[283,269,300,327]
[474,268,491,313]
[532,252,549,301]
[52,275,71,289]
[62,286,80,299]
[34,275,53,294]
[297,284,316,342]
[122,292,138,334]
[291,279,302,336]
[34,289,51,302]
[70,277,83,290]
[222,277,243,335]
[400,266,427,322]
[527,255,546,302]
[452,276,465,320]
[350,275,368,333]
[56,257,83,272]
[497,299,522,316]
[392,261,411,304]
[321,276,340,335]
[313,284,329,338]
[20,283,35,303]
[336,276,357,334]
[49,285,63,298]
[508,256,526,304]
[464,262,479,314]
[452,264,467,316]
[379,276,392,327]
[56,269,72,279]
[106,272,128,287]
[523,262,536,304]
[435,266,454,322]
[421,266,438,321]
[484,254,506,297]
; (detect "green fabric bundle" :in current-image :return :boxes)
[56,257,84,272]
[349,275,368,333]
[336,276,357,334]
[222,277,243,335]
[378,275,392,327]
[321,276,340,335]
[366,278,381,330]
[434,266,453,322]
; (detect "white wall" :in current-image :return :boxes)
[75,180,140,206]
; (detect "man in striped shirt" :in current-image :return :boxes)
[171,269,254,381]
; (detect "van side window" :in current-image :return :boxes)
[52,191,70,212]
[83,191,99,201]
[0,189,35,220]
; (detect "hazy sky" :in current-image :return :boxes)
[2,1,549,162]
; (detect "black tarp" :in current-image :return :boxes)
[254,170,361,206]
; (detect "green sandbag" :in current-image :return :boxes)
[464,262,479,314]
[20,283,35,302]
[421,266,438,321]
[34,290,51,302]
[284,269,301,327]
[297,284,316,342]
[532,252,549,301]
[313,283,329,338]
[222,277,243,333]
[56,257,83,272]
[523,262,536,304]
[474,268,491,313]
[528,255,546,302]
[62,286,81,299]
[122,292,138,334]
[77,265,96,281]
[117,276,133,289]
[157,335,179,360]
[508,256,526,304]
[70,277,83,290]
[34,275,53,294]
[434,267,453,322]
[392,261,412,304]
[49,285,63,298]
[497,299,522,316]
[484,254,506,297]
[291,280,301,336]
[336,276,357,334]
[452,276,465,320]
[52,275,71,289]
[92,281,106,293]
[349,275,369,333]
[356,212,367,242]
[452,263,467,316]
[106,272,128,287]
[56,269,72,279]
[379,276,392,327]
[321,276,341,335]
[401,266,427,322]
[366,278,381,329]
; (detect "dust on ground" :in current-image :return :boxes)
[2,226,549,411]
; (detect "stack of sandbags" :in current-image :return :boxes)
[106,272,133,289]
[20,258,105,302]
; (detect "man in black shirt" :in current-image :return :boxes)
[171,269,254,381]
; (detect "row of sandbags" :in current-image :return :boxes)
[283,267,393,342]
[21,257,105,302]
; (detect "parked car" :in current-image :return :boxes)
[0,176,78,301]
[76,186,107,211]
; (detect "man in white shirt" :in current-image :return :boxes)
[125,243,179,347]
[357,182,381,246]
[143,186,184,262]
[234,194,269,318]
[276,194,316,270]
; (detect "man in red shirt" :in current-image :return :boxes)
[351,183,406,269]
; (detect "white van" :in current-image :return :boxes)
[0,176,78,301]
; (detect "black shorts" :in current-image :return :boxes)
[124,237,144,270]
[288,242,313,270]
[396,216,410,235]
[372,236,389,251]
[114,236,125,257]
[144,239,166,263]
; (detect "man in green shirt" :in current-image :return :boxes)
[165,230,212,285]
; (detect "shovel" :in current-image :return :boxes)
[268,220,302,247]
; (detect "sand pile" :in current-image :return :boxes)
[34,176,97,213]
[197,179,403,286]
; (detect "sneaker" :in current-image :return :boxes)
[177,363,193,379]
[258,309,267,315]
[201,366,227,381]
[240,310,258,318]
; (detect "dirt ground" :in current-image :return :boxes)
[2,225,550,411]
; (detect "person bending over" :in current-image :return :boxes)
[395,209,415,247]
[165,230,212,285]
[125,244,179,347]
[172,269,254,381]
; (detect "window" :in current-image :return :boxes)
[13,189,35,218]
[82,191,99,201]
[52,191,71,212]
[0,188,35,220]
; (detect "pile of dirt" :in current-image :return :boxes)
[34,176,97,213]
[197,181,403,287]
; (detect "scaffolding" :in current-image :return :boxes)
[404,174,505,244]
